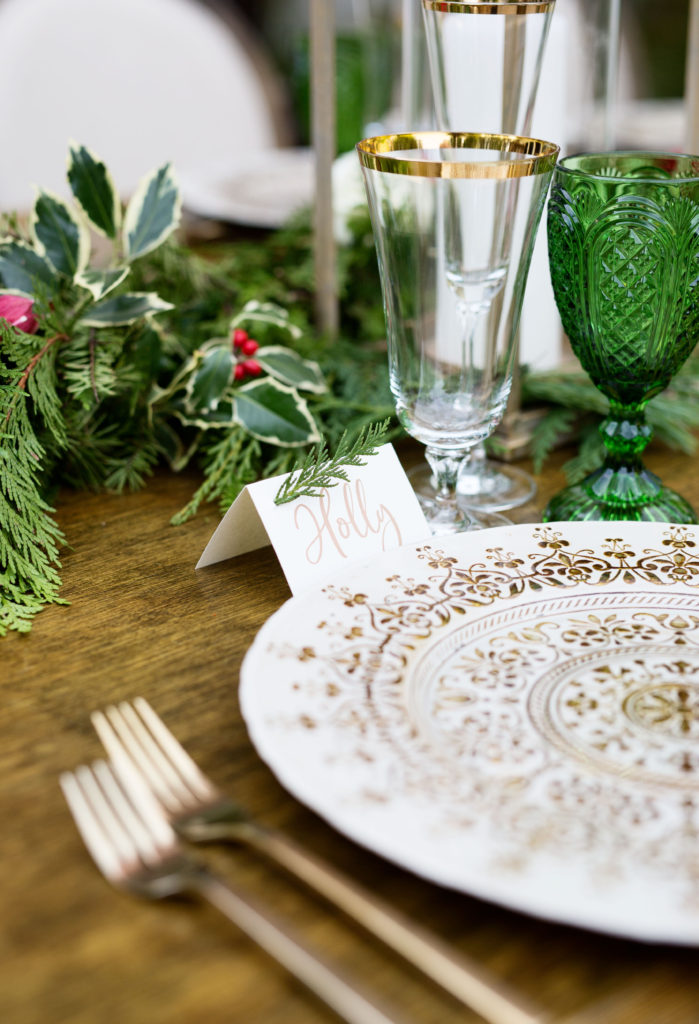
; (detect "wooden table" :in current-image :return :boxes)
[4,447,699,1024]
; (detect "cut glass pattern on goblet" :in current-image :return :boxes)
[544,152,699,523]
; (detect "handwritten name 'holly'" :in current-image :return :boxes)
[294,481,402,565]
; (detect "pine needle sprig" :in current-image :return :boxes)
[522,370,609,415]
[529,405,578,473]
[102,440,159,493]
[274,419,389,506]
[170,428,262,525]
[561,423,606,484]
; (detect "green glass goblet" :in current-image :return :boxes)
[544,152,699,524]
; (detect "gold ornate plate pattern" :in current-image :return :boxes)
[240,522,699,944]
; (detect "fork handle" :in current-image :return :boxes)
[239,825,548,1024]
[191,870,407,1024]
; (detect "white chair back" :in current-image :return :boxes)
[0,0,285,211]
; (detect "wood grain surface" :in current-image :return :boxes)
[4,445,699,1024]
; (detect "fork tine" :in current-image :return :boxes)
[92,705,185,812]
[60,767,131,880]
[133,697,215,800]
[76,763,141,865]
[94,759,173,863]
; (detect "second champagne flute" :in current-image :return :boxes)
[421,0,557,512]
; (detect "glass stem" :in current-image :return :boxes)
[600,401,653,468]
[425,447,464,507]
[586,401,661,507]
[456,298,489,371]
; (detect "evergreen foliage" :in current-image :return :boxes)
[4,146,699,634]
[274,420,390,504]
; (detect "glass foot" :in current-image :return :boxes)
[416,490,510,533]
[408,463,516,522]
[457,459,536,511]
[543,480,698,524]
[409,460,534,513]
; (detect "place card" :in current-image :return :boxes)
[196,444,430,594]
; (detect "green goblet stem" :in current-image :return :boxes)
[544,399,698,523]
[586,403,662,508]
[602,403,653,458]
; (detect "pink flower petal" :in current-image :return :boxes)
[0,293,38,334]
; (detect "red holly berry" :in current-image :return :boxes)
[233,363,246,380]
[241,337,259,356]
[242,359,262,377]
[232,328,248,349]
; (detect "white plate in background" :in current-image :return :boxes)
[181,147,315,228]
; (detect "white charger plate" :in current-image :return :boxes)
[240,521,699,944]
[180,148,314,228]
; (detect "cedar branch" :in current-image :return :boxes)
[5,332,68,423]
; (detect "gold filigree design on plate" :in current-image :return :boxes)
[625,680,699,737]
[265,526,699,898]
[313,526,699,657]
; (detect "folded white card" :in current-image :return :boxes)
[196,444,430,594]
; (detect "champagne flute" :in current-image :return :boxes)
[358,131,558,533]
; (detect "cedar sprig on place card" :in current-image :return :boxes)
[274,419,389,505]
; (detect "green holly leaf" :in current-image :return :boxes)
[123,162,181,260]
[75,267,129,301]
[256,346,327,393]
[152,418,190,470]
[0,239,56,296]
[185,345,235,412]
[31,190,90,278]
[67,142,121,239]
[233,379,321,447]
[79,291,173,327]
[232,300,303,339]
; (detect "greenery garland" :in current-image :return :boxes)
[3,145,699,635]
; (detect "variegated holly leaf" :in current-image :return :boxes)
[0,239,56,296]
[67,143,121,239]
[256,345,326,393]
[123,162,181,261]
[231,299,303,339]
[233,379,321,447]
[152,418,194,471]
[31,190,90,278]
[79,291,173,327]
[75,267,129,301]
[132,323,166,380]
[185,345,235,412]
[174,398,235,431]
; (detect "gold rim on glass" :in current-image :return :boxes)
[422,1,555,14]
[357,131,559,179]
